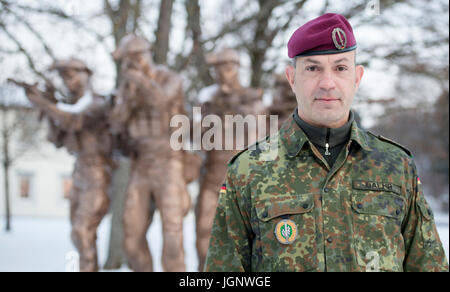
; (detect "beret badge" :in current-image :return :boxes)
[332,27,347,50]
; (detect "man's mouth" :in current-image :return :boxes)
[315,97,340,102]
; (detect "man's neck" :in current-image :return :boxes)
[297,109,350,129]
[293,108,354,148]
[292,108,354,168]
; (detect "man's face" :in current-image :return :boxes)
[214,62,239,86]
[59,68,90,98]
[285,51,364,128]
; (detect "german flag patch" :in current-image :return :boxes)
[220,184,227,195]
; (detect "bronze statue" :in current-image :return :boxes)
[12,59,113,272]
[195,48,266,271]
[111,35,193,272]
[268,73,298,128]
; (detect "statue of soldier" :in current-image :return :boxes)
[111,35,193,272]
[17,59,113,272]
[268,73,298,128]
[195,48,266,271]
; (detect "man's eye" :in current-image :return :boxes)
[306,66,318,72]
[337,66,348,71]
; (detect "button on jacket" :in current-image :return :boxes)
[204,116,449,272]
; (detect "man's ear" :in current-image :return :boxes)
[355,65,364,90]
[285,65,296,90]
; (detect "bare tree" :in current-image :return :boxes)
[0,0,107,79]
[177,0,214,102]
[154,0,174,65]
[104,0,144,87]
[0,85,42,231]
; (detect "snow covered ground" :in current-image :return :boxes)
[0,211,448,272]
[0,211,197,272]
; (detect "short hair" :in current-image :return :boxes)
[292,56,298,68]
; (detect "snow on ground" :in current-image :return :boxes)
[0,212,448,272]
[0,211,197,272]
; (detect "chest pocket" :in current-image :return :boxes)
[254,194,318,272]
[351,191,406,272]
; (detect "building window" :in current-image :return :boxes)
[18,173,33,199]
[62,176,73,199]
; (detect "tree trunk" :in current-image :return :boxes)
[2,112,11,232]
[103,0,139,269]
[154,0,174,65]
[4,161,10,232]
[186,0,214,86]
[104,0,132,87]
[248,0,277,88]
[103,155,131,270]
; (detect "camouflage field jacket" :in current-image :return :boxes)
[204,116,448,272]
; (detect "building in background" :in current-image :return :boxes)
[0,143,74,218]
[0,85,74,218]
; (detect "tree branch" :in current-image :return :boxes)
[3,4,56,62]
[0,22,51,84]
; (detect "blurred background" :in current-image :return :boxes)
[0,0,448,271]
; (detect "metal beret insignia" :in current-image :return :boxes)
[332,27,347,50]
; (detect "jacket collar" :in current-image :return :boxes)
[279,112,372,158]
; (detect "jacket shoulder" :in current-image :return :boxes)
[367,131,413,158]
[227,140,258,167]
[228,147,249,167]
[227,134,273,167]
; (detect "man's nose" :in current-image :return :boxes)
[318,70,336,90]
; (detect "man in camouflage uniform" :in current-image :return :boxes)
[111,35,192,272]
[21,59,113,272]
[196,48,266,271]
[205,13,448,272]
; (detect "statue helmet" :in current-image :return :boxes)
[49,58,93,75]
[112,34,151,60]
[206,48,240,66]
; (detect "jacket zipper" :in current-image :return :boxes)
[325,128,331,156]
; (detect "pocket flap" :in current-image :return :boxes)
[417,198,433,221]
[255,194,314,222]
[351,192,405,219]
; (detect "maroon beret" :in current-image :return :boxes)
[288,13,357,58]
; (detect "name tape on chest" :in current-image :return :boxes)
[353,180,401,195]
